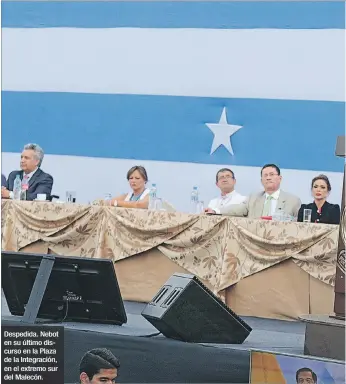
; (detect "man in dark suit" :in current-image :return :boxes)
[1,174,6,187]
[1,143,53,201]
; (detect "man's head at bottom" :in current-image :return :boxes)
[296,368,317,384]
[80,348,120,384]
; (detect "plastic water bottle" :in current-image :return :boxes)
[148,183,157,210]
[190,186,199,214]
[13,175,22,200]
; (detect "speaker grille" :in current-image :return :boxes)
[191,275,251,331]
[142,273,252,344]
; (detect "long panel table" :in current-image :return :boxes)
[1,200,339,320]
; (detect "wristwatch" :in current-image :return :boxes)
[113,200,118,207]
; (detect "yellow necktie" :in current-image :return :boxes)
[262,195,273,216]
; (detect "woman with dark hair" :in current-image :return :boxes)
[109,166,150,209]
[297,174,340,224]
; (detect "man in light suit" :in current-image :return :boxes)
[217,164,301,219]
[1,143,53,201]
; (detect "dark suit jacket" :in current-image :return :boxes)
[1,174,6,187]
[7,168,53,201]
[298,201,340,225]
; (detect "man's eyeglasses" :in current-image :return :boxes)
[218,175,234,181]
[262,173,279,178]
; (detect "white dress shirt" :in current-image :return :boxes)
[208,190,246,214]
[264,189,281,215]
[9,168,38,199]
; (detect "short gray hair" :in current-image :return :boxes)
[23,143,44,167]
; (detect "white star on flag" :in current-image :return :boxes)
[206,107,242,155]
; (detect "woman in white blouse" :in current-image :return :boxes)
[109,166,150,209]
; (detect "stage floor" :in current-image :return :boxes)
[2,294,306,354]
[2,293,308,383]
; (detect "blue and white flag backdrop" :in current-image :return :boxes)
[2,1,345,211]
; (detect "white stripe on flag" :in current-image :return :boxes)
[2,28,345,101]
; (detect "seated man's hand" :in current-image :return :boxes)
[204,208,216,214]
[1,187,10,199]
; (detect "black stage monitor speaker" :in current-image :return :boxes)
[2,251,127,325]
[141,273,252,344]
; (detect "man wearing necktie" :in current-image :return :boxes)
[217,163,301,219]
[262,195,273,217]
[1,143,53,201]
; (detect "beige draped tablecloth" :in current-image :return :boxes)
[1,200,339,319]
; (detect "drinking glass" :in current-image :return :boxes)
[102,193,112,206]
[154,198,163,211]
[196,201,204,214]
[272,211,284,222]
[66,191,76,203]
[303,209,312,223]
[36,194,47,201]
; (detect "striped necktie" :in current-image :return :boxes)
[262,195,273,216]
[22,174,29,185]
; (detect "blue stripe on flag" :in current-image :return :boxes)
[2,91,344,172]
[2,1,345,29]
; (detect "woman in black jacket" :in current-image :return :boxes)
[298,174,340,224]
